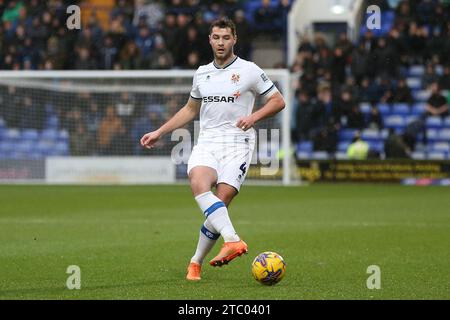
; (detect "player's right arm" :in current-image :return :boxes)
[140,97,201,149]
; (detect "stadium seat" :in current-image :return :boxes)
[380,129,389,139]
[431,142,450,153]
[409,65,425,77]
[0,117,5,129]
[377,103,391,115]
[359,103,371,114]
[16,141,34,153]
[0,141,15,153]
[405,115,419,125]
[54,142,70,155]
[406,77,422,90]
[296,151,311,160]
[361,129,380,141]
[427,151,446,160]
[297,141,313,152]
[438,129,450,142]
[411,151,426,160]
[412,103,426,115]
[384,115,406,129]
[46,115,59,129]
[426,117,443,129]
[36,140,54,154]
[368,141,384,153]
[22,129,39,141]
[413,90,430,102]
[391,103,410,115]
[444,116,450,127]
[426,129,438,142]
[339,129,357,140]
[334,152,348,160]
[338,141,350,152]
[58,130,70,142]
[311,151,329,160]
[41,129,59,141]
[4,129,20,140]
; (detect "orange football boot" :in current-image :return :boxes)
[209,240,248,267]
[186,262,202,281]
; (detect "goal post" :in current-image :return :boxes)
[0,70,294,185]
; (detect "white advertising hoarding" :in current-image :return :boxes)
[46,157,175,184]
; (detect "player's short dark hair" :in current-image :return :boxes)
[209,17,237,37]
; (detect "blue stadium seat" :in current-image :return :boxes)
[411,151,426,160]
[438,129,450,142]
[384,115,406,129]
[58,130,70,142]
[334,152,348,160]
[426,129,438,142]
[0,141,15,153]
[413,90,430,102]
[4,129,20,140]
[409,65,425,77]
[54,142,70,155]
[0,117,5,129]
[46,115,59,129]
[361,129,380,141]
[426,117,443,129]
[36,140,54,154]
[339,129,357,140]
[405,115,419,125]
[406,77,422,90]
[380,129,389,139]
[338,141,350,152]
[427,151,446,160]
[296,151,311,160]
[359,103,371,114]
[16,141,34,153]
[41,129,59,141]
[22,129,39,141]
[391,103,410,115]
[311,151,329,160]
[377,103,391,115]
[431,142,450,153]
[297,141,313,153]
[368,141,384,152]
[444,116,450,127]
[412,103,426,115]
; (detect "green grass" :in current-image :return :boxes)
[0,184,449,299]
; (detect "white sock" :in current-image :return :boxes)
[190,220,219,265]
[195,191,240,242]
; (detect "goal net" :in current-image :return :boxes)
[0,70,294,185]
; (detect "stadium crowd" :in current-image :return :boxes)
[291,0,450,159]
[1,0,449,160]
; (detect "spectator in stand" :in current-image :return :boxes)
[119,40,144,69]
[384,128,411,159]
[115,92,136,130]
[99,35,119,70]
[439,65,450,90]
[347,131,369,160]
[359,77,380,103]
[351,43,370,85]
[367,104,384,130]
[148,35,174,69]
[135,26,154,59]
[233,10,252,60]
[295,90,314,142]
[347,104,366,130]
[70,123,91,155]
[313,122,338,154]
[425,82,449,118]
[254,0,277,35]
[392,78,413,104]
[97,106,126,155]
[74,47,97,69]
[421,63,439,90]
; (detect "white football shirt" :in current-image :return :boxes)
[190,56,278,143]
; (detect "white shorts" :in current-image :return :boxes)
[187,139,255,192]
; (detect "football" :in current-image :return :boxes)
[251,251,286,286]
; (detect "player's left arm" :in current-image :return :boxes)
[236,91,285,131]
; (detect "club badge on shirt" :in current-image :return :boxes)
[231,73,240,84]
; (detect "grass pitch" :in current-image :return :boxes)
[0,184,449,299]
